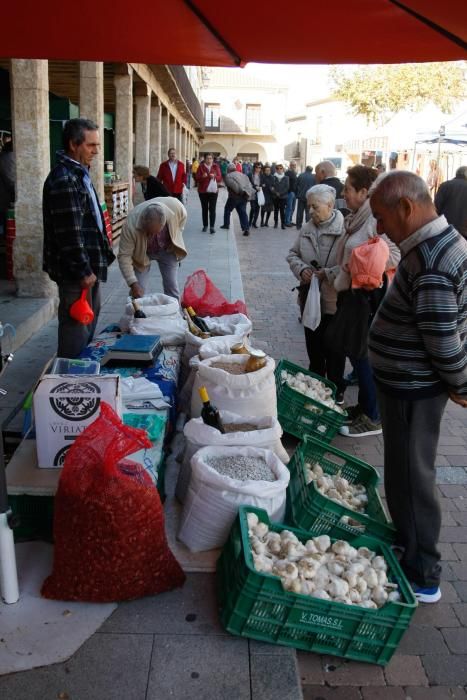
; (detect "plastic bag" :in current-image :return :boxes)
[206,177,218,194]
[302,275,321,330]
[181,269,248,317]
[41,402,185,602]
[120,293,187,345]
[257,189,265,207]
[176,411,289,503]
[182,312,252,364]
[182,185,189,205]
[178,445,289,552]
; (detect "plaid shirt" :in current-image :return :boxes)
[43,152,115,284]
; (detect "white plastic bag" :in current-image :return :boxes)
[182,185,189,204]
[176,411,290,503]
[257,189,265,207]
[206,178,218,194]
[178,445,290,552]
[120,293,187,345]
[191,354,277,419]
[302,275,321,331]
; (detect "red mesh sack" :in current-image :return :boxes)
[41,402,185,602]
[181,269,249,317]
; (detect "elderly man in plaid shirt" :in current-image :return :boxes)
[43,118,115,358]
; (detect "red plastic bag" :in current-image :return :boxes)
[42,402,185,602]
[181,269,249,317]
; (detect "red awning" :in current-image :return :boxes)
[1,0,466,65]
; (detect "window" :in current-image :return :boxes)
[205,103,220,130]
[245,104,261,133]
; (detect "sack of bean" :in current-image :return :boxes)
[178,445,290,552]
[190,354,277,420]
[176,412,290,504]
[41,402,185,602]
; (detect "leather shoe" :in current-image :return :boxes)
[202,226,207,232]
[243,230,250,236]
[220,225,229,229]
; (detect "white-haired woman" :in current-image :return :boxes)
[287,184,346,402]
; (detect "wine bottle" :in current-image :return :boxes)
[199,386,225,433]
[183,308,208,338]
[132,300,147,318]
[187,306,211,334]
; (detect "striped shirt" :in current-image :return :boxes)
[369,216,467,399]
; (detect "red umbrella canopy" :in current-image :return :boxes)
[1,0,466,65]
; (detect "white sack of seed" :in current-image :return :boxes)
[178,445,289,552]
[176,411,289,504]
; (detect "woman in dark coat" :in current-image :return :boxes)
[271,162,289,230]
[248,162,262,228]
[133,165,170,199]
[260,164,275,227]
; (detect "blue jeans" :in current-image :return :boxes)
[352,356,379,422]
[223,196,249,231]
[285,191,296,224]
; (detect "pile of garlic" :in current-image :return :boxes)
[305,462,368,514]
[280,370,345,414]
[247,512,400,608]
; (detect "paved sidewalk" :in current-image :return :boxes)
[1,189,467,698]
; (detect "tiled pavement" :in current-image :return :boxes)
[1,188,467,697]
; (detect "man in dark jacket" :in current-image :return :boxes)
[315,160,345,211]
[43,118,115,358]
[221,164,254,236]
[285,160,298,226]
[295,165,316,229]
[435,166,467,238]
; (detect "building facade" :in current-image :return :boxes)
[200,68,287,163]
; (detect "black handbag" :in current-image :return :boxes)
[324,281,387,359]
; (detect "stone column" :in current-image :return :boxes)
[169,115,176,152]
[160,107,169,162]
[79,61,104,200]
[149,99,162,173]
[134,83,151,167]
[11,59,55,297]
[113,64,133,190]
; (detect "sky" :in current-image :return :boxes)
[240,63,334,114]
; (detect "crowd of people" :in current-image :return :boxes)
[41,118,467,606]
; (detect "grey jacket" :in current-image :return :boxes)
[287,210,345,315]
[224,171,256,201]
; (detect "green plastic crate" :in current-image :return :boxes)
[8,494,55,541]
[275,359,346,442]
[217,506,416,666]
[287,435,395,544]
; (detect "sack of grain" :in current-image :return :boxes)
[190,354,277,419]
[178,445,289,552]
[176,411,289,503]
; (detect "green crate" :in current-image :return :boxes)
[217,506,416,666]
[275,359,346,442]
[287,435,395,544]
[8,494,55,541]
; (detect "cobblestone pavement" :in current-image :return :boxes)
[233,208,467,698]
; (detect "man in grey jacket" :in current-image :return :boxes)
[369,170,467,604]
[220,164,254,236]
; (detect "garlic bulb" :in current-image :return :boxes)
[304,462,370,516]
[248,519,400,610]
[280,369,345,414]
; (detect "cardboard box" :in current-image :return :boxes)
[33,375,122,468]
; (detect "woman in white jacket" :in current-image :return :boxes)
[287,184,346,401]
[336,165,400,438]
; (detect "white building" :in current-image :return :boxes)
[200,68,288,163]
